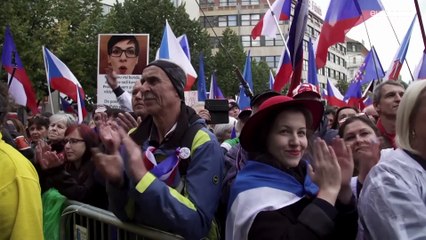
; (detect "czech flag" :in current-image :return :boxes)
[384,15,416,81]
[1,26,39,114]
[251,0,291,40]
[324,79,346,107]
[43,46,87,119]
[273,45,292,92]
[157,21,197,90]
[316,0,383,69]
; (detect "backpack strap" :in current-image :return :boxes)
[178,123,204,177]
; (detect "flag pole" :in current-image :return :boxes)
[414,0,426,51]
[360,14,382,85]
[42,46,55,113]
[383,9,415,81]
[265,0,291,57]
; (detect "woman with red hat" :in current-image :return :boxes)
[226,95,358,240]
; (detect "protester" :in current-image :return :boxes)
[214,116,238,143]
[292,83,338,144]
[362,105,379,123]
[0,82,43,239]
[226,95,358,240]
[338,114,381,199]
[331,106,360,129]
[325,105,337,129]
[27,115,49,144]
[228,100,240,118]
[38,124,108,209]
[107,35,139,75]
[372,81,405,149]
[93,60,224,239]
[359,80,426,239]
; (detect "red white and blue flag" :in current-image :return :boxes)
[286,0,309,97]
[384,15,417,81]
[209,71,224,99]
[1,26,39,114]
[307,38,319,88]
[251,0,291,40]
[414,50,426,80]
[237,50,254,109]
[324,79,346,107]
[274,45,292,92]
[157,21,197,90]
[43,46,87,119]
[143,146,180,186]
[316,0,383,68]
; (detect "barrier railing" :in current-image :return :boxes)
[61,201,184,240]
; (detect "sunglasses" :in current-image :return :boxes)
[338,112,368,125]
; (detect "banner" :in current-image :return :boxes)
[97,34,149,107]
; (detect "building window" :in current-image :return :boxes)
[353,57,356,64]
[303,40,308,52]
[264,35,283,46]
[241,0,259,5]
[241,35,260,47]
[218,15,237,27]
[241,14,260,26]
[303,59,309,71]
[252,56,262,63]
[265,56,280,68]
[219,0,237,6]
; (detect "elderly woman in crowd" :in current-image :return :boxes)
[338,114,381,199]
[359,80,426,239]
[226,95,358,240]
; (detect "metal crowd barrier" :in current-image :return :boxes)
[61,201,184,240]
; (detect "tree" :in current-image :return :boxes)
[212,27,270,98]
[103,0,213,80]
[0,0,106,106]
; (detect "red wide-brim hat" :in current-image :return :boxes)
[240,95,324,152]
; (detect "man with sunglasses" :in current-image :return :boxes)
[107,35,140,75]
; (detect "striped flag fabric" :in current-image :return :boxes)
[324,78,346,107]
[157,20,197,90]
[1,26,39,113]
[251,0,291,40]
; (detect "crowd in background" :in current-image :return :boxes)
[1,58,426,240]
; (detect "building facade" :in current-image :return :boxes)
[198,0,348,90]
[346,37,369,80]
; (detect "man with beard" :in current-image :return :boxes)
[373,81,405,149]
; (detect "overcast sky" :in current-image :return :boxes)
[315,0,426,82]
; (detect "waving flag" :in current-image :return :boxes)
[414,50,426,80]
[286,0,309,97]
[76,85,87,123]
[209,71,224,99]
[316,0,383,69]
[237,51,254,109]
[43,46,87,119]
[60,94,75,114]
[384,15,417,81]
[177,34,191,62]
[269,69,275,90]
[251,0,291,40]
[157,21,197,90]
[197,53,207,101]
[359,46,385,85]
[274,45,292,92]
[344,76,363,108]
[324,79,346,107]
[307,38,319,87]
[1,26,39,113]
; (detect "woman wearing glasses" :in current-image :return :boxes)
[107,35,140,75]
[39,124,108,209]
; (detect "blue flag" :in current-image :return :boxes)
[197,53,207,101]
[307,38,319,87]
[237,50,254,109]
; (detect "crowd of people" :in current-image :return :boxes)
[1,59,425,240]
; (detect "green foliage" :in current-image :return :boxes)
[0,0,215,109]
[212,28,270,98]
